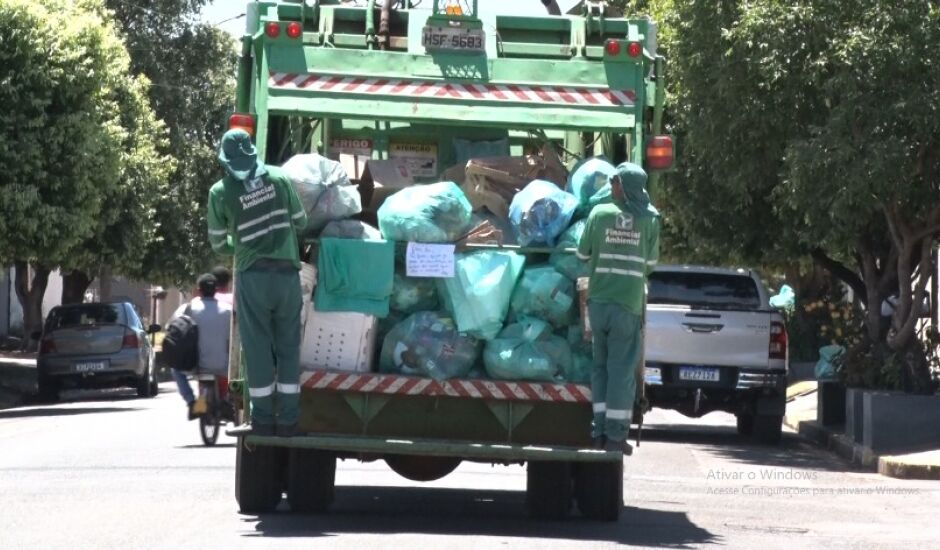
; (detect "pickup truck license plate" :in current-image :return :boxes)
[422,26,485,52]
[74,361,108,373]
[679,366,720,382]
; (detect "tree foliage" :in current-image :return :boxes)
[654,0,940,391]
[105,0,237,287]
[0,0,169,340]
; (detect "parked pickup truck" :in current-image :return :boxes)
[644,265,788,444]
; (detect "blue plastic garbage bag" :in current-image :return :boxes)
[567,156,617,214]
[769,284,796,312]
[508,179,579,247]
[379,312,481,380]
[378,182,473,243]
[282,153,362,235]
[509,265,575,328]
[549,220,588,281]
[815,344,845,381]
[390,273,439,314]
[483,319,572,382]
[437,251,526,340]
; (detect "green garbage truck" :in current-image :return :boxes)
[226,0,673,521]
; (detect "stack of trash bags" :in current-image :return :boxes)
[550,220,588,281]
[437,251,526,340]
[509,179,578,247]
[509,265,575,328]
[282,154,362,236]
[566,157,617,216]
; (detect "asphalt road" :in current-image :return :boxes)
[1,383,938,550]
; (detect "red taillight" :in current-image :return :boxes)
[265,22,281,38]
[286,22,302,39]
[769,321,788,360]
[40,337,56,355]
[605,40,621,56]
[228,113,256,137]
[122,331,139,349]
[645,135,675,170]
[627,41,642,58]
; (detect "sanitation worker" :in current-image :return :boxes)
[207,129,308,437]
[576,161,660,453]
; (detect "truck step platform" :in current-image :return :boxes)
[228,431,623,463]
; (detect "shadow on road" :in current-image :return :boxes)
[639,424,858,472]
[176,443,237,449]
[244,486,720,547]
[0,406,138,419]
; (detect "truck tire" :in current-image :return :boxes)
[574,460,623,521]
[753,414,783,445]
[526,460,572,520]
[236,440,284,514]
[287,448,336,513]
[736,413,754,436]
[385,455,461,482]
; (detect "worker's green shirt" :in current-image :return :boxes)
[576,202,660,315]
[206,166,307,272]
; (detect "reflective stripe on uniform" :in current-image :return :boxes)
[595,267,645,278]
[277,382,300,394]
[237,208,288,232]
[291,210,305,220]
[208,228,228,236]
[593,403,607,413]
[606,409,630,420]
[576,251,591,261]
[599,253,646,264]
[249,382,275,398]
[647,259,658,266]
[240,222,292,243]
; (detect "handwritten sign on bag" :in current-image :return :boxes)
[406,243,455,278]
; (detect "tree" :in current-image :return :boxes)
[653,0,940,392]
[0,0,166,345]
[106,0,237,288]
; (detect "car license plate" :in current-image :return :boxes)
[422,26,485,52]
[678,366,720,382]
[74,361,108,373]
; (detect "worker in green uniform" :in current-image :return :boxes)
[577,162,660,453]
[207,129,308,437]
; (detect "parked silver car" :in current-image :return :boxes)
[36,302,161,401]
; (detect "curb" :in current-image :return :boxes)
[878,456,940,480]
[785,416,940,480]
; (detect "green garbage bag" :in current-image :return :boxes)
[378,181,473,243]
[509,265,575,328]
[549,219,589,281]
[566,156,616,216]
[437,251,526,340]
[769,284,796,312]
[379,312,481,380]
[561,325,592,383]
[390,273,439,314]
[815,344,845,381]
[483,319,572,382]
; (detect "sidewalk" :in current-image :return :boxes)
[784,381,940,480]
[0,351,37,409]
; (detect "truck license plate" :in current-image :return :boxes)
[679,366,719,382]
[74,361,108,373]
[422,26,485,52]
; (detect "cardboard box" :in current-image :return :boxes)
[359,159,418,211]
[300,309,377,372]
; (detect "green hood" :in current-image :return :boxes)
[612,162,659,218]
[218,129,266,183]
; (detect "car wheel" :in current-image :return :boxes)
[37,375,60,403]
[136,360,157,399]
[753,414,783,445]
[736,413,754,436]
